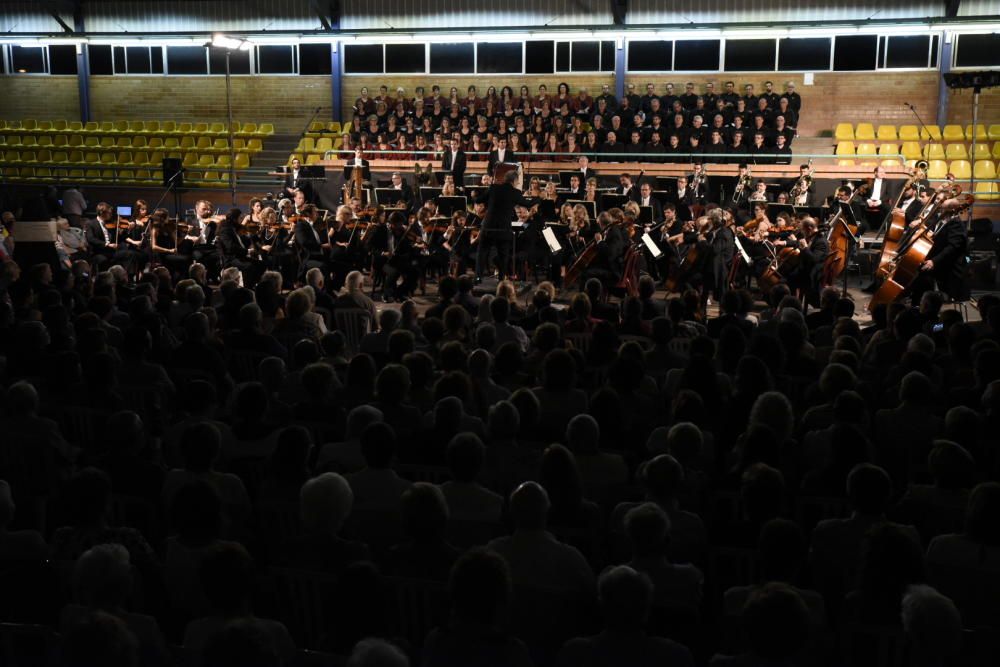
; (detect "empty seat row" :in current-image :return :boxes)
[836,141,1000,162]
[0,134,262,154]
[1,165,232,187]
[0,119,274,138]
[0,149,250,170]
[295,136,344,154]
[835,122,999,142]
[304,121,344,137]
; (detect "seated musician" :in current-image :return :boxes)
[637,182,664,224]
[327,206,358,291]
[186,200,221,272]
[581,209,627,292]
[772,216,828,307]
[748,180,771,205]
[443,210,475,276]
[293,204,329,277]
[292,189,308,215]
[743,203,775,281]
[389,171,415,213]
[566,174,583,197]
[382,211,421,303]
[215,208,263,288]
[83,202,118,270]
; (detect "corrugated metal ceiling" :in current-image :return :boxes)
[628,0,948,25]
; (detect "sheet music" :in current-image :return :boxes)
[641,233,663,259]
[733,234,752,265]
[542,227,562,253]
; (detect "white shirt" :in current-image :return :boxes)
[642,196,651,206]
[871,178,884,203]
[497,149,506,162]
[99,218,110,243]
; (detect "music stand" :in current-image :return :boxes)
[558,171,580,188]
[601,193,628,211]
[537,199,558,221]
[419,186,443,203]
[637,206,654,226]
[376,188,405,207]
[836,201,862,297]
[436,196,467,217]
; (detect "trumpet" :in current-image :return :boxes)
[733,166,753,203]
[789,159,814,205]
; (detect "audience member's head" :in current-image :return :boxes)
[740,583,809,660]
[300,472,353,534]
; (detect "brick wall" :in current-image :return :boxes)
[946,85,1000,127]
[340,74,615,122]
[88,76,331,135]
[0,76,79,121]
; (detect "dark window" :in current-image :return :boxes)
[126,46,151,74]
[674,40,720,70]
[0,47,6,74]
[955,33,1000,67]
[725,39,775,71]
[344,44,383,73]
[48,45,78,75]
[10,46,46,73]
[601,40,615,71]
[525,40,554,73]
[477,42,522,73]
[628,40,672,71]
[385,43,425,73]
[930,35,939,67]
[572,41,600,71]
[113,46,126,73]
[429,43,474,73]
[556,42,570,71]
[878,36,887,67]
[167,46,208,75]
[257,45,294,74]
[210,47,251,74]
[885,35,930,68]
[88,44,113,75]
[299,44,332,75]
[151,47,163,74]
[834,34,877,70]
[778,37,830,71]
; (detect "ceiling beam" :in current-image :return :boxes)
[945,0,961,18]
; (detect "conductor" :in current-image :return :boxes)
[473,167,535,283]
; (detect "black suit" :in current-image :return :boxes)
[924,215,969,301]
[284,168,316,202]
[474,182,533,280]
[215,224,262,286]
[796,234,829,305]
[84,217,116,268]
[637,197,664,224]
[487,149,518,173]
[294,219,327,275]
[862,177,897,231]
[441,149,467,186]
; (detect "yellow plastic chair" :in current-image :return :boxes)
[51,120,67,133]
[67,150,84,165]
[834,123,854,141]
[68,135,84,148]
[143,121,160,133]
[116,152,132,165]
[134,169,152,184]
[177,122,193,134]
[987,125,1000,141]
[216,155,232,168]
[150,169,163,183]
[920,125,942,141]
[923,143,946,160]
[880,159,902,167]
[208,122,225,135]
[20,136,38,148]
[132,151,150,166]
[197,155,215,168]
[147,137,163,150]
[974,182,999,201]
[5,136,22,148]
[195,136,212,151]
[328,121,342,134]
[164,138,180,151]
[83,152,100,165]
[246,139,262,153]
[38,121,54,134]
[116,137,132,149]
[316,138,333,153]
[182,153,199,167]
[180,136,196,151]
[148,151,164,166]
[856,142,877,158]
[973,160,997,180]
[131,136,147,150]
[193,123,209,134]
[993,143,1000,160]
[949,160,972,179]
[306,121,326,136]
[20,151,38,164]
[835,141,855,156]
[257,123,275,136]
[234,153,250,169]
[855,123,876,141]
[3,150,21,165]
[37,136,53,148]
[297,138,316,153]
[53,135,68,148]
[51,151,69,165]
[82,121,99,133]
[942,125,965,141]
[233,139,247,153]
[837,159,856,167]
[306,154,322,165]
[100,153,116,166]
[100,137,115,150]
[159,121,176,135]
[227,122,241,135]
[36,149,52,163]
[68,121,83,132]
[971,143,991,161]
[212,138,228,152]
[945,144,968,160]
[876,125,898,141]
[126,121,143,133]
[21,120,37,132]
[111,120,128,133]
[68,168,84,179]
[83,136,99,149]
[965,124,988,142]
[100,121,116,133]
[926,159,948,178]
[238,122,257,137]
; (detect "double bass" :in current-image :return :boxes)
[876,163,930,276]
[867,191,974,312]
[820,182,869,286]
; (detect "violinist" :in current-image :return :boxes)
[185,200,220,270]
[216,208,263,287]
[241,198,264,228]
[582,209,626,291]
[643,203,680,283]
[84,202,118,270]
[328,206,357,290]
[382,211,420,303]
[258,206,296,285]
[149,208,189,279]
[772,215,827,306]
[443,210,475,276]
[741,203,776,282]
[277,198,296,225]
[293,189,308,215]
[117,199,150,275]
[293,204,329,276]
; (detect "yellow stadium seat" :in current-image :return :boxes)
[127,121,143,133]
[328,122,341,134]
[52,151,69,164]
[100,153,115,166]
[81,121,98,133]
[234,153,250,169]
[150,169,163,183]
[942,125,965,141]
[182,154,199,167]
[20,151,37,164]
[21,120,37,132]
[53,135,68,148]
[876,125,898,141]
[855,123,876,141]
[926,159,948,178]
[163,138,180,151]
[177,123,193,134]
[36,149,52,162]
[67,121,82,132]
[993,143,1000,159]
[965,124,988,141]
[315,138,333,153]
[923,143,945,160]
[880,159,902,168]
[52,120,67,133]
[67,169,83,179]
[950,160,972,179]
[197,155,215,167]
[975,182,999,201]
[237,122,257,137]
[67,151,83,165]
[143,121,160,133]
[84,168,100,181]
[159,121,176,135]
[195,136,212,151]
[973,160,997,180]
[193,123,209,134]
[37,121,53,134]
[116,137,132,149]
[233,139,247,152]
[972,143,991,160]
[117,152,133,165]
[131,136,147,150]
[212,139,228,152]
[84,152,100,165]
[37,136,53,148]
[112,120,129,133]
[5,136,21,148]
[148,151,164,165]
[837,159,856,167]
[3,151,20,165]
[834,123,854,141]
[100,137,115,149]
[208,123,225,135]
[306,154,322,165]
[147,137,163,150]
[920,125,942,141]
[16,167,35,180]
[835,141,855,156]
[856,143,877,157]
[133,151,150,166]
[134,169,152,184]
[297,138,316,153]
[987,125,1000,141]
[84,136,99,148]
[257,124,274,136]
[68,135,83,148]
[20,136,38,148]
[216,155,231,168]
[945,144,968,160]
[180,137,196,151]
[246,139,262,153]
[166,151,183,161]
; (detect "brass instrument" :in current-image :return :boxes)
[691,165,708,199]
[789,159,814,205]
[732,166,753,203]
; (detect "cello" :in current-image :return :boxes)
[867,192,974,312]
[820,182,869,286]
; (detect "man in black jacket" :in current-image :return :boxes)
[293,204,329,276]
[441,137,467,188]
[474,169,534,282]
[487,136,517,174]
[914,200,970,302]
[775,216,828,307]
[84,202,118,269]
[582,210,626,291]
[215,209,262,287]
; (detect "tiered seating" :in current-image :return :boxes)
[0,119,273,186]
[293,121,344,165]
[833,123,1000,180]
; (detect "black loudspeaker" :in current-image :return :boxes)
[162,158,184,188]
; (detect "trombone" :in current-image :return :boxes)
[732,166,753,203]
